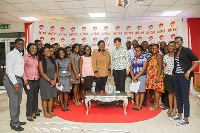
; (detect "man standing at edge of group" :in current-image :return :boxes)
[3,38,26,131]
[170,36,199,126]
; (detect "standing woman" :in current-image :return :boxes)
[146,44,164,110]
[80,45,94,103]
[70,43,81,105]
[55,48,72,111]
[163,41,177,117]
[39,46,57,118]
[171,37,198,126]
[111,37,129,92]
[23,43,40,121]
[130,45,148,111]
[92,40,111,93]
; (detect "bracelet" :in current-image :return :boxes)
[94,71,98,73]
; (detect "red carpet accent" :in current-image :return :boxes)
[54,100,162,123]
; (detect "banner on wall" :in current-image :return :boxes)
[31,18,183,50]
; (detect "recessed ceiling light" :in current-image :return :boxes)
[19,16,39,21]
[88,13,106,18]
[161,11,182,16]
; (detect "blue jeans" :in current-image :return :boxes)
[173,73,190,117]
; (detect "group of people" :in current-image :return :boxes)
[3,36,199,131]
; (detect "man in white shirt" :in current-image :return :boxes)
[127,39,138,63]
[3,38,26,131]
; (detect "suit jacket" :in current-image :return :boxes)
[92,50,111,77]
[173,47,198,77]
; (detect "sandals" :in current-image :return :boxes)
[149,105,159,110]
[167,110,172,116]
[169,111,177,117]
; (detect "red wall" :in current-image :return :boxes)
[187,18,200,72]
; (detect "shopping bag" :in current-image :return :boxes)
[129,81,140,93]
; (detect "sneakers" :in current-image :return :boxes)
[176,119,189,126]
[169,115,182,121]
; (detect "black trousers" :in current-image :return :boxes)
[113,69,126,92]
[24,80,39,117]
[95,76,108,92]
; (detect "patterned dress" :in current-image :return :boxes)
[70,53,80,84]
[146,53,164,93]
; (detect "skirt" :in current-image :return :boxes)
[60,76,71,92]
[81,76,94,90]
[164,74,174,92]
[138,75,146,93]
[39,77,57,100]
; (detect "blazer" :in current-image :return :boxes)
[92,50,111,77]
[173,47,198,77]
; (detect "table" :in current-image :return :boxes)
[85,92,128,115]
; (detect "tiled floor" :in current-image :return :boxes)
[0,91,200,133]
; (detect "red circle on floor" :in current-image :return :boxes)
[54,100,162,123]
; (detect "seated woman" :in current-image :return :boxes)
[130,45,148,110]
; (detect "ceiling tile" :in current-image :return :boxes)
[80,0,104,8]
[56,1,82,8]
[12,3,41,11]
[105,7,126,13]
[29,0,54,2]
[45,9,68,15]
[124,17,141,20]
[140,16,158,20]
[178,10,200,17]
[52,14,71,19]
[34,2,61,10]
[0,1,7,4]
[7,11,29,17]
[174,0,200,5]
[125,12,144,17]
[0,4,20,12]
[168,5,193,11]
[85,8,105,13]
[151,0,177,5]
[71,13,90,19]
[193,13,200,17]
[36,15,55,20]
[129,0,153,6]
[143,11,163,17]
[107,17,124,20]
[106,13,124,18]
[188,5,200,11]
[3,0,29,4]
[126,6,148,12]
[0,12,13,18]
[90,17,107,20]
[147,6,170,12]
[26,10,48,16]
[74,18,90,21]
[64,8,85,14]
[105,0,116,7]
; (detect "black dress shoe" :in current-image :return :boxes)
[36,113,40,116]
[142,103,147,107]
[33,116,36,119]
[19,121,26,125]
[11,125,24,131]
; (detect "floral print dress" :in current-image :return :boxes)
[146,53,164,93]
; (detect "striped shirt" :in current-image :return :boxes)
[175,56,184,73]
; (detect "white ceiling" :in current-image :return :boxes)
[0,0,200,24]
